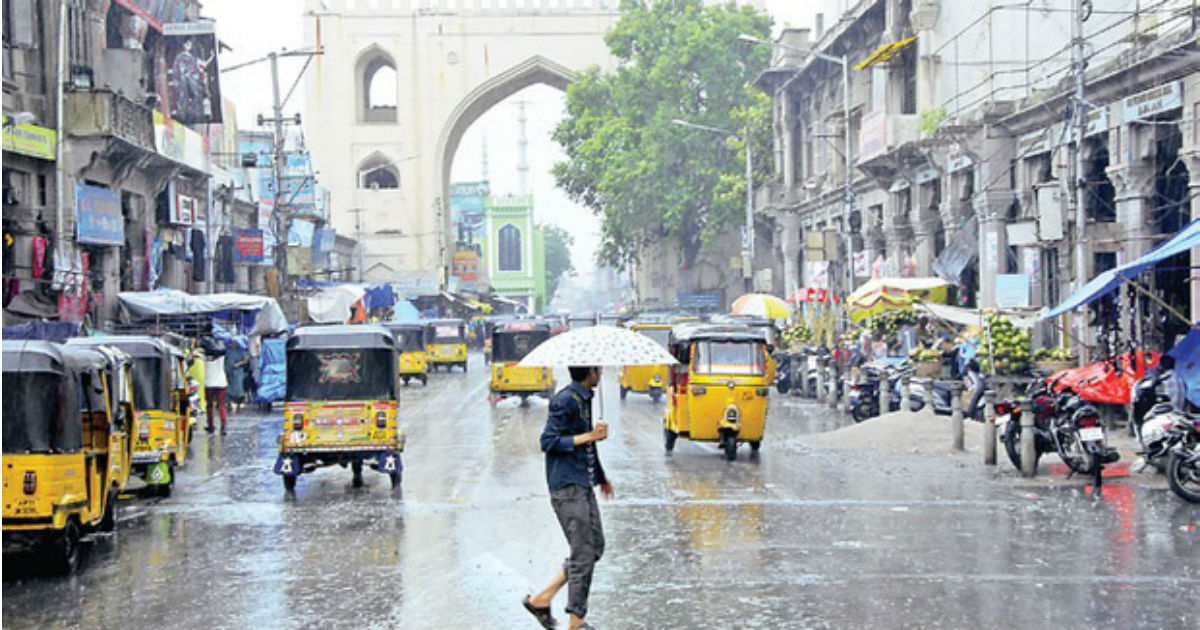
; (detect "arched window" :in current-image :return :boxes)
[355,46,397,123]
[357,153,400,189]
[498,224,522,271]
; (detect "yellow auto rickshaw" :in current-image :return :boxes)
[425,318,468,372]
[2,341,132,573]
[68,336,192,496]
[619,322,672,402]
[383,322,429,386]
[662,324,772,461]
[489,321,554,405]
[274,325,404,491]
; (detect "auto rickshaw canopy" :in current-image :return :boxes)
[67,335,182,412]
[382,323,428,352]
[285,325,397,401]
[491,321,551,363]
[425,319,467,343]
[3,341,110,454]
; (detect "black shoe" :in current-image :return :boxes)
[522,596,557,630]
[205,425,215,434]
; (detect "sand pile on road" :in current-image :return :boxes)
[801,408,985,457]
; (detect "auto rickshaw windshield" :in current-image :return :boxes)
[492,331,549,362]
[693,341,767,375]
[639,328,670,349]
[129,357,170,410]
[286,349,396,401]
[392,330,426,352]
[2,371,76,453]
[431,324,465,343]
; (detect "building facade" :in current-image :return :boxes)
[481,194,545,313]
[756,0,1199,351]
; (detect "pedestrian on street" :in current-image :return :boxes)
[525,365,613,630]
[204,338,229,435]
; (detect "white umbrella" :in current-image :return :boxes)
[518,325,678,421]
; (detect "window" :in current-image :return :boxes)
[899,43,917,115]
[357,153,399,190]
[498,224,522,271]
[692,341,767,375]
[355,47,397,123]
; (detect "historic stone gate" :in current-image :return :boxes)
[303,0,619,283]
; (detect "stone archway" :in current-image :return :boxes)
[434,55,576,248]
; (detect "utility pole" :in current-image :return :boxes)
[744,122,754,293]
[269,52,289,294]
[840,55,853,306]
[348,207,366,282]
[1070,0,1089,361]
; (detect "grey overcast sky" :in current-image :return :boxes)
[204,0,826,273]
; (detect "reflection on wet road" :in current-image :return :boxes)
[4,354,1197,629]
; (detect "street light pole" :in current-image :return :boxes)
[670,118,755,292]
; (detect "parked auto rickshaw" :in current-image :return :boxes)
[619,322,672,402]
[383,323,429,386]
[67,335,192,496]
[489,321,554,405]
[662,324,772,461]
[425,318,468,372]
[2,341,132,573]
[274,325,404,491]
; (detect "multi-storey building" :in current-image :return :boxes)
[756,0,1198,350]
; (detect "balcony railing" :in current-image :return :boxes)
[65,89,154,151]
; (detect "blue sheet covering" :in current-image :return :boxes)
[1167,327,1200,408]
[2,321,79,342]
[255,337,287,403]
[392,300,421,322]
[364,284,396,311]
[1044,219,1200,318]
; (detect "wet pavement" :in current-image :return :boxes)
[4,353,1198,630]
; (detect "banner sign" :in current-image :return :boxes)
[313,227,336,254]
[233,228,264,263]
[450,180,488,245]
[154,110,208,171]
[163,20,222,124]
[2,122,56,160]
[995,274,1031,308]
[676,292,721,311]
[1123,81,1182,122]
[75,184,124,246]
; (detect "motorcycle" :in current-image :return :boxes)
[1131,370,1182,473]
[1166,418,1200,503]
[848,362,926,423]
[995,380,1059,471]
[996,379,1120,486]
[774,352,792,395]
[928,358,987,421]
[805,348,830,400]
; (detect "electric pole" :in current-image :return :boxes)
[1070,0,1089,361]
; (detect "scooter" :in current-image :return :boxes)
[848,363,926,422]
[928,359,987,421]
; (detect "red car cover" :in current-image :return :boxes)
[1047,350,1160,405]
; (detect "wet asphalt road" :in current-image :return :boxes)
[3,352,1198,630]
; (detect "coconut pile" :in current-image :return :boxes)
[801,407,986,457]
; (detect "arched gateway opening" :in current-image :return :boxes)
[435,56,575,234]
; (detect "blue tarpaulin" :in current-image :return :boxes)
[2,321,79,342]
[392,300,421,322]
[255,337,287,403]
[1044,219,1200,319]
[364,284,396,311]
[1167,327,1200,408]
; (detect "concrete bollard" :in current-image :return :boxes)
[837,375,849,413]
[826,368,838,408]
[880,372,891,414]
[815,363,825,402]
[1020,394,1037,477]
[982,389,997,465]
[900,374,910,413]
[951,381,964,452]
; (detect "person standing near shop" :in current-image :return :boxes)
[525,366,613,630]
[204,339,229,434]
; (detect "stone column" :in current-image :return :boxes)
[779,214,801,298]
[974,190,1010,308]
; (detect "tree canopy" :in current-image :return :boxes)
[541,224,575,305]
[552,0,773,270]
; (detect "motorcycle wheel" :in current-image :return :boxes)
[1092,456,1103,489]
[1166,451,1200,503]
[1002,423,1026,471]
[850,404,867,423]
[720,433,737,461]
[1054,432,1093,475]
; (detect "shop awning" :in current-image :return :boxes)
[118,289,288,335]
[854,35,917,71]
[916,302,1038,329]
[1042,218,1200,319]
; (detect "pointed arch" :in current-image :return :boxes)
[357,151,400,189]
[354,44,398,123]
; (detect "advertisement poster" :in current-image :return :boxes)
[233,229,264,264]
[163,21,222,124]
[75,184,124,246]
[450,181,488,245]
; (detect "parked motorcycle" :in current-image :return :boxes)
[928,358,987,421]
[997,379,1120,486]
[1165,417,1200,503]
[996,380,1058,471]
[848,362,925,422]
[1132,370,1182,473]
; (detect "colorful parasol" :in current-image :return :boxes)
[730,293,791,320]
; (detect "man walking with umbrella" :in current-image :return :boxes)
[525,365,614,630]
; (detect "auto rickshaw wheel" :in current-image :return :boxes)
[351,461,364,487]
[421,375,428,386]
[98,489,118,533]
[49,518,81,575]
[283,475,297,492]
[389,470,402,488]
[663,428,677,453]
[650,390,663,404]
[749,440,762,453]
[461,361,468,373]
[721,433,737,461]
[619,386,628,401]
[403,376,410,386]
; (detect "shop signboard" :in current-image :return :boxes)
[2,122,56,160]
[1122,81,1182,122]
[233,228,264,263]
[75,184,124,246]
[995,274,1030,308]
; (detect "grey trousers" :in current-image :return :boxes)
[551,483,605,619]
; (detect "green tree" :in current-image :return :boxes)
[552,0,773,270]
[542,224,575,304]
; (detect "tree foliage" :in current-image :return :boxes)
[541,224,575,305]
[552,0,773,269]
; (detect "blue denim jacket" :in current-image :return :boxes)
[540,381,607,491]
